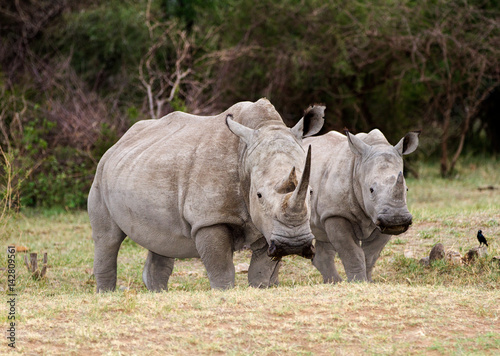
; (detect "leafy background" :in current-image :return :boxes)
[1,0,499,209]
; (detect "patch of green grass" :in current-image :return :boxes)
[387,254,500,289]
[428,332,500,355]
[485,218,499,227]
[418,229,437,239]
[391,238,407,245]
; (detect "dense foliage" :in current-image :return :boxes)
[1,0,499,208]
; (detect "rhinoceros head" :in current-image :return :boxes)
[226,103,325,259]
[346,129,420,235]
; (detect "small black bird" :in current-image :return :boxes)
[477,230,488,247]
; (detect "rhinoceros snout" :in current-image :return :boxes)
[376,213,412,235]
[300,243,315,259]
[267,234,315,260]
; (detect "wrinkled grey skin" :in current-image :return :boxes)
[88,99,325,292]
[303,129,420,282]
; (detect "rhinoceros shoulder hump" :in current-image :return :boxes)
[323,131,346,145]
[362,129,390,146]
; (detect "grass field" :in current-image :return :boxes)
[1,159,499,355]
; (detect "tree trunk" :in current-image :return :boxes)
[440,94,456,177]
[449,109,471,174]
[440,111,450,177]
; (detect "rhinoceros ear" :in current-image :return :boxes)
[291,105,325,139]
[346,130,370,157]
[394,131,420,155]
[226,114,257,145]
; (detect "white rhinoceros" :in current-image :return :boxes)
[303,129,419,282]
[88,98,325,291]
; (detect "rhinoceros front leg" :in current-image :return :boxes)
[361,231,391,282]
[142,251,175,292]
[195,225,235,290]
[248,237,281,288]
[324,217,367,282]
[312,239,343,283]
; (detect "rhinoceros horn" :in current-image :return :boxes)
[394,171,405,201]
[275,167,298,194]
[286,145,311,213]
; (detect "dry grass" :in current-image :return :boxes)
[6,284,500,355]
[1,159,499,354]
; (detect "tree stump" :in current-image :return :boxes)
[445,250,463,265]
[462,246,487,265]
[419,256,430,266]
[429,243,445,262]
[24,252,48,280]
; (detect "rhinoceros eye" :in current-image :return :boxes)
[257,192,262,199]
[310,189,313,195]
[369,188,374,194]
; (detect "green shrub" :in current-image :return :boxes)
[1,0,499,209]
[21,148,94,209]
[47,0,152,94]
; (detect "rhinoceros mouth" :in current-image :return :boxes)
[377,223,411,235]
[376,213,412,235]
[267,234,315,260]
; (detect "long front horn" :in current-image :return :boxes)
[287,145,311,213]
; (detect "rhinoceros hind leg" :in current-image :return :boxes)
[195,225,235,290]
[142,251,174,292]
[312,240,343,283]
[248,237,281,288]
[92,218,126,293]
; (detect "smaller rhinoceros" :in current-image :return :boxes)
[303,129,419,282]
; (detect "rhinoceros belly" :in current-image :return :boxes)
[104,181,200,258]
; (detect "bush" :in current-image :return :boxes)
[1,0,499,209]
[51,0,151,94]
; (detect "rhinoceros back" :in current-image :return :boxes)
[88,110,247,258]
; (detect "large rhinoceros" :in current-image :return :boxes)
[88,98,325,292]
[303,129,419,282]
